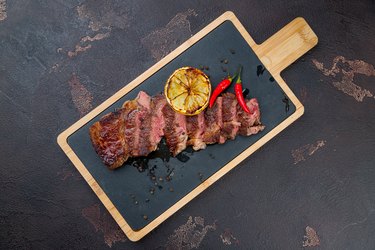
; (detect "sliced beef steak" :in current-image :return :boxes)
[89,109,128,169]
[133,92,152,157]
[202,96,225,144]
[89,91,265,169]
[122,100,140,159]
[237,98,265,136]
[122,91,152,157]
[221,93,241,140]
[186,112,206,150]
[162,104,188,156]
[149,94,168,149]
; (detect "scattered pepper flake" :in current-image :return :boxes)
[257,65,265,76]
[282,95,290,113]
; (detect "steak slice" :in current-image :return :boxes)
[202,96,225,144]
[186,112,206,151]
[89,109,128,169]
[149,94,168,150]
[237,98,265,136]
[221,93,241,140]
[122,99,140,158]
[162,104,188,156]
[122,91,152,157]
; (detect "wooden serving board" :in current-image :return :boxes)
[57,12,317,241]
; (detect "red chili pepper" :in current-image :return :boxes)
[209,74,236,108]
[234,66,251,113]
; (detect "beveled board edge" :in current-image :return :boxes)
[57,11,316,241]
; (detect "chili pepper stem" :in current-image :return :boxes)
[236,65,243,84]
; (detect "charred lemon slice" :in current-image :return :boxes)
[165,67,211,116]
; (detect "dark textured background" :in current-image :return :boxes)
[1,0,374,249]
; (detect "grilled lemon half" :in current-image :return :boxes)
[165,67,211,116]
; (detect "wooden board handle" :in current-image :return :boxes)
[255,17,318,74]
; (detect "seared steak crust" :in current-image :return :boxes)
[89,109,127,169]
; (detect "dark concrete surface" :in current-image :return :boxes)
[1,0,374,249]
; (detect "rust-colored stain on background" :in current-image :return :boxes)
[165,216,216,249]
[67,44,92,58]
[220,229,239,245]
[68,74,93,117]
[77,3,130,32]
[67,33,110,58]
[312,56,375,102]
[82,204,127,247]
[292,140,326,164]
[141,9,197,61]
[81,33,111,43]
[68,3,130,58]
[0,0,6,21]
[303,226,320,247]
